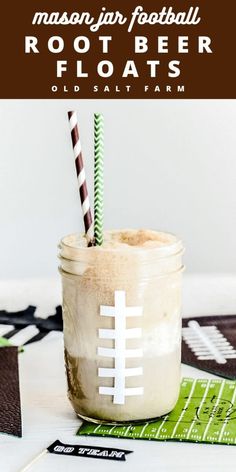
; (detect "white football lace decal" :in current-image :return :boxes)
[98,290,143,404]
[182,320,236,364]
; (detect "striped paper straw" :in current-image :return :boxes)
[94,113,104,246]
[68,111,94,246]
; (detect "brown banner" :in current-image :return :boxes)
[1,0,235,98]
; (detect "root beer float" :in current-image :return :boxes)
[59,112,184,423]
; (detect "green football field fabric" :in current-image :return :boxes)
[78,378,236,445]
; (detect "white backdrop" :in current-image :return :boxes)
[0,99,235,278]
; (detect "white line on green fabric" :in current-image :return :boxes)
[155,416,169,439]
[124,425,132,435]
[202,379,225,441]
[186,380,210,440]
[218,383,236,442]
[108,425,119,435]
[170,379,197,438]
[140,422,149,438]
[93,424,102,433]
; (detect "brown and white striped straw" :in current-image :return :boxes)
[68,111,94,245]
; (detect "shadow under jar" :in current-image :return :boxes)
[59,229,184,424]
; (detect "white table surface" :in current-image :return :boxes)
[1,274,236,472]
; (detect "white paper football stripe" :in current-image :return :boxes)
[198,354,236,360]
[98,328,115,339]
[97,347,116,357]
[184,339,229,345]
[183,334,224,339]
[9,325,40,346]
[98,367,143,378]
[0,324,14,336]
[98,368,116,377]
[99,327,142,339]
[182,326,218,332]
[183,321,236,363]
[201,326,218,330]
[100,305,117,317]
[99,386,143,396]
[187,321,227,364]
[183,334,225,341]
[99,386,116,396]
[188,345,234,351]
[183,328,222,336]
[98,347,143,358]
[220,353,236,357]
[100,305,142,317]
[113,291,126,404]
[185,346,233,353]
[98,290,143,404]
[182,332,224,337]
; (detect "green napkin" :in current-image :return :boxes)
[78,378,236,445]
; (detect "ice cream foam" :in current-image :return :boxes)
[59,229,183,278]
[60,229,179,251]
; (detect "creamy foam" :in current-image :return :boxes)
[59,229,183,278]
[61,229,179,250]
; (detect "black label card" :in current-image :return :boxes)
[47,440,133,461]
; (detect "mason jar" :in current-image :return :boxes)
[59,229,184,423]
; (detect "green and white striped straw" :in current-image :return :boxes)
[94,113,104,246]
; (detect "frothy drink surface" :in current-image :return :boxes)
[60,229,183,422]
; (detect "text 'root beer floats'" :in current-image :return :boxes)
[58,112,184,423]
[25,6,212,86]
